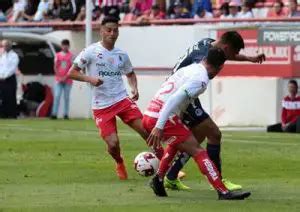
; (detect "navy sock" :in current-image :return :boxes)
[166,152,190,180]
[206,143,222,176]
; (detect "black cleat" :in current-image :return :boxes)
[150,175,168,197]
[218,190,251,200]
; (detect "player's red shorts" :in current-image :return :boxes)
[142,115,191,148]
[93,97,143,138]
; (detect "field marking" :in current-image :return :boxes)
[0,126,299,146]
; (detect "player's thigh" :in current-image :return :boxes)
[93,109,118,141]
[176,135,201,156]
[191,117,221,145]
[117,98,145,135]
[127,118,149,140]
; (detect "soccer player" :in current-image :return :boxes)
[143,47,251,200]
[164,31,266,191]
[68,16,149,180]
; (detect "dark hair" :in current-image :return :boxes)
[61,39,70,46]
[206,47,226,68]
[101,16,119,25]
[220,31,245,52]
[289,79,298,88]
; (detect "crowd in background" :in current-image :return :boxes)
[0,0,300,24]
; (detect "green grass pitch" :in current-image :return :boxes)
[0,119,299,211]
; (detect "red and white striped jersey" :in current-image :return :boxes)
[281,95,300,124]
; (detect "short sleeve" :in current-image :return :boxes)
[181,80,207,98]
[73,48,91,69]
[122,54,133,75]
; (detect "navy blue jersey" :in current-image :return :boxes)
[174,38,215,72]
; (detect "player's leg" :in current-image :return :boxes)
[51,82,63,119]
[165,98,208,189]
[93,108,127,180]
[176,136,250,200]
[118,98,164,159]
[62,83,72,119]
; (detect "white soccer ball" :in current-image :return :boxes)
[134,152,159,177]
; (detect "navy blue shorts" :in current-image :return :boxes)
[181,98,209,128]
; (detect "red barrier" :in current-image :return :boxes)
[1,18,300,30]
[217,29,300,77]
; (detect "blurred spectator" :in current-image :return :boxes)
[7,0,26,22]
[267,0,287,17]
[222,1,242,18]
[22,0,40,20]
[239,1,254,18]
[219,2,230,18]
[194,6,213,19]
[287,0,300,17]
[92,6,102,21]
[136,4,165,24]
[267,80,300,133]
[192,0,213,17]
[0,0,13,13]
[0,10,7,22]
[22,0,50,22]
[129,0,153,18]
[168,1,190,19]
[99,0,125,20]
[58,0,76,21]
[51,39,73,120]
[0,40,19,119]
[75,5,85,21]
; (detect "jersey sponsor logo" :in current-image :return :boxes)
[98,70,121,77]
[203,159,218,181]
[96,63,106,67]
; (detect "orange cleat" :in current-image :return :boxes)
[116,163,128,180]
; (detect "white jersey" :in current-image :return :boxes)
[145,63,209,119]
[74,42,133,109]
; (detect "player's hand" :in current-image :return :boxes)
[89,77,103,87]
[249,54,266,64]
[147,127,163,149]
[131,88,139,101]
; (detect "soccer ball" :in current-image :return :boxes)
[134,152,159,177]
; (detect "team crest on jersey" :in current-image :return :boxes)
[80,58,87,64]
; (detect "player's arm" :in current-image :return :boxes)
[148,80,206,149]
[147,88,188,149]
[68,64,103,87]
[232,53,266,64]
[126,71,139,101]
[123,54,139,100]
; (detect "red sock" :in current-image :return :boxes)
[153,146,164,160]
[193,150,228,194]
[157,145,178,178]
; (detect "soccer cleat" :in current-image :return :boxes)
[218,190,251,200]
[222,179,242,191]
[164,177,191,191]
[116,163,128,180]
[178,171,186,179]
[150,175,168,197]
